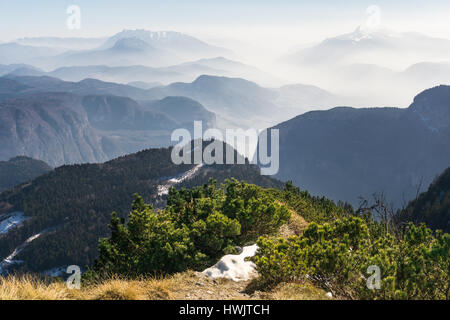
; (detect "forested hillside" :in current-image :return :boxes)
[0,144,281,273]
[398,166,450,232]
[0,156,52,193]
[86,179,448,300]
[267,85,450,208]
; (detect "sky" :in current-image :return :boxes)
[1,0,450,67]
[1,0,450,41]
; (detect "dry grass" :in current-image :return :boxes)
[0,271,331,300]
[0,275,76,300]
[266,282,331,300]
[0,271,240,300]
[0,209,322,301]
[0,274,182,300]
[279,210,309,238]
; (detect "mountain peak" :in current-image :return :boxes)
[104,29,187,49]
[337,25,401,42]
[409,85,450,132]
[114,29,180,40]
[111,37,153,52]
[411,85,450,109]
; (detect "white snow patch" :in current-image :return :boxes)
[0,212,29,235]
[202,244,259,282]
[43,266,67,277]
[157,163,204,196]
[0,229,48,275]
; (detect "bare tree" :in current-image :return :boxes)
[356,192,406,237]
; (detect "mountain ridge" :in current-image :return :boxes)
[0,157,52,193]
[0,80,217,166]
[264,85,450,208]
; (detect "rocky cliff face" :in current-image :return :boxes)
[409,85,450,136]
[266,86,450,208]
[0,76,219,167]
[0,92,109,167]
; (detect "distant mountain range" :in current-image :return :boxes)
[280,27,450,107]
[0,43,63,66]
[0,74,344,166]
[283,27,450,70]
[0,157,52,193]
[146,75,344,128]
[318,61,450,107]
[16,37,107,50]
[99,30,233,61]
[147,75,279,127]
[0,76,216,166]
[0,30,234,69]
[264,85,450,208]
[0,64,44,77]
[0,56,279,88]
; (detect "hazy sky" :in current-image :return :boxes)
[2,1,450,38]
[1,0,450,65]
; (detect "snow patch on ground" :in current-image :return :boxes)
[202,244,259,282]
[158,163,204,196]
[43,266,68,277]
[0,229,49,275]
[0,212,29,235]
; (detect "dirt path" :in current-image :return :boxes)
[169,272,254,300]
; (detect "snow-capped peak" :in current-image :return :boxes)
[338,25,402,42]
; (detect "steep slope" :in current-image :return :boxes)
[265,86,450,208]
[0,77,31,100]
[398,166,450,233]
[409,85,450,136]
[0,77,217,166]
[140,96,216,129]
[0,157,52,193]
[0,92,110,166]
[81,95,179,131]
[0,144,282,274]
